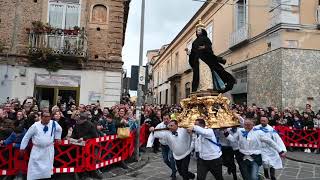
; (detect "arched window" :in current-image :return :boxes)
[91,5,108,24]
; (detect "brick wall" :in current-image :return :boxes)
[0,0,127,70]
[85,0,124,63]
[0,0,42,54]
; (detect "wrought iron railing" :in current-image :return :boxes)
[28,30,87,58]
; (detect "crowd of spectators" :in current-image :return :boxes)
[230,103,320,129]
[230,103,320,154]
[0,96,320,178]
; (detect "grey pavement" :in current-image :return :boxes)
[286,151,320,165]
[106,152,320,180]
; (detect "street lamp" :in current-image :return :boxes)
[134,0,146,162]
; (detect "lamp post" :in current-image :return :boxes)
[134,0,146,162]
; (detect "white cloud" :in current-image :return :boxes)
[122,0,203,76]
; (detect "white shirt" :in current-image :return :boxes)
[155,122,168,145]
[227,127,282,156]
[193,125,222,160]
[223,128,239,151]
[217,130,231,147]
[254,124,286,169]
[314,118,320,128]
[21,120,62,180]
[154,128,192,160]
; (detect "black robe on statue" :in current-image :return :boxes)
[188,29,236,93]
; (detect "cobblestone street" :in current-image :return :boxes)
[108,152,320,180]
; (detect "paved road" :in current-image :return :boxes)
[109,152,320,180]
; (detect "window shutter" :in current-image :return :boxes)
[317,6,320,24]
[65,4,80,29]
[237,4,245,29]
[49,3,64,28]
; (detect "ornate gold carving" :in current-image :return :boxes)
[177,94,240,128]
[196,19,205,29]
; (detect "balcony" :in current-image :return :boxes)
[28,29,87,58]
[229,24,250,49]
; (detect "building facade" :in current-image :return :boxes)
[0,0,130,107]
[151,0,320,110]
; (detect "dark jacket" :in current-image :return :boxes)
[71,121,98,140]
[56,118,69,139]
[104,121,116,135]
[3,130,26,148]
[293,119,303,129]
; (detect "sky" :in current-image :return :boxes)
[122,0,204,77]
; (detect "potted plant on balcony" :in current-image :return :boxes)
[0,41,5,53]
[64,39,72,53]
[43,23,52,34]
[28,47,62,72]
[73,26,80,35]
[57,28,63,35]
[26,28,31,33]
[31,21,45,33]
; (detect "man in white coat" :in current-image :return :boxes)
[188,119,223,180]
[153,120,195,180]
[149,113,177,180]
[225,119,285,180]
[255,116,286,180]
[20,111,62,180]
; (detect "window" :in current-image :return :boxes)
[232,66,247,83]
[317,3,320,24]
[206,23,213,42]
[157,71,159,85]
[165,89,168,105]
[48,1,80,29]
[235,0,247,29]
[48,1,80,50]
[186,40,192,70]
[175,52,179,73]
[166,60,171,77]
[185,82,191,98]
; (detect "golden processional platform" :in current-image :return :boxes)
[176,57,240,128]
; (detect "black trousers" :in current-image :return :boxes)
[189,53,235,92]
[234,150,245,178]
[153,138,160,152]
[175,154,195,180]
[197,157,224,180]
[264,167,276,180]
[222,146,237,180]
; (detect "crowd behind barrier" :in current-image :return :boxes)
[0,96,320,177]
[0,124,150,176]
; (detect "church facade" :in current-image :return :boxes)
[0,0,130,107]
[150,0,320,110]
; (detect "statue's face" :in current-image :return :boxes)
[196,28,202,35]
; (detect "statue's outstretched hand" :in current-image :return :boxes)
[185,48,190,55]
